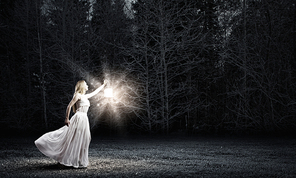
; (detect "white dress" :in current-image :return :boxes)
[35,94,91,168]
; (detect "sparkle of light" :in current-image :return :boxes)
[104,88,113,98]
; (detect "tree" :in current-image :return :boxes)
[0,0,50,131]
[127,0,208,134]
[91,0,131,66]
[223,0,296,132]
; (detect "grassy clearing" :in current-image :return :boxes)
[0,136,295,177]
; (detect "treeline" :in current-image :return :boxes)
[0,0,295,135]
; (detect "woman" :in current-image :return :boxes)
[35,80,106,168]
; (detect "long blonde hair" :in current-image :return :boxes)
[72,80,86,113]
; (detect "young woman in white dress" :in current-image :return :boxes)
[35,80,106,168]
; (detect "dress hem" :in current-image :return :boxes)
[34,140,88,168]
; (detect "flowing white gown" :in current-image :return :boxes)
[35,95,91,168]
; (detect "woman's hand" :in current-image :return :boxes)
[103,80,108,86]
[65,118,70,127]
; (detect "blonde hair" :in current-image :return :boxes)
[72,80,86,113]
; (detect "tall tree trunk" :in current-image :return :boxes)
[144,36,152,133]
[25,0,31,117]
[159,0,169,134]
[293,1,296,85]
[242,0,248,125]
[36,0,47,129]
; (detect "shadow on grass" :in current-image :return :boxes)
[38,163,79,170]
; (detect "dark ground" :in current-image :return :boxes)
[0,135,295,177]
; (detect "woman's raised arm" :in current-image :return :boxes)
[85,81,107,99]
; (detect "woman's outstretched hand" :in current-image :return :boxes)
[65,119,70,127]
[103,80,108,86]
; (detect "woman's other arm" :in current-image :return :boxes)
[65,94,80,126]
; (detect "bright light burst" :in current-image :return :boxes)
[104,88,114,98]
[88,66,142,128]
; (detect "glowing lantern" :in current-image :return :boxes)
[104,88,113,98]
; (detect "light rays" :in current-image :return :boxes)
[63,58,142,128]
[88,66,141,128]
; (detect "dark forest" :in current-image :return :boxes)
[1,0,296,136]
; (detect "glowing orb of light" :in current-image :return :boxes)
[104,88,114,98]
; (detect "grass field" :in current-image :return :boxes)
[0,135,295,177]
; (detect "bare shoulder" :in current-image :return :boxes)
[73,93,82,100]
